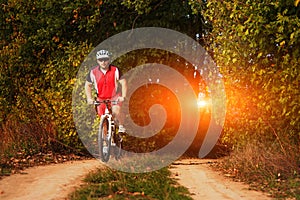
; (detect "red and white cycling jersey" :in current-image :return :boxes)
[86,64,122,99]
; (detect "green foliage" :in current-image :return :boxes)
[203,0,300,147]
[1,0,95,155]
[121,0,205,38]
[1,0,206,159]
[203,0,300,198]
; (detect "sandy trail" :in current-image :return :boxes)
[0,159,101,200]
[0,158,273,200]
[170,158,273,200]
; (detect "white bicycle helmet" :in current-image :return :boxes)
[96,50,111,59]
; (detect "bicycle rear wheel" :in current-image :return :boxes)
[98,116,111,162]
[113,133,123,160]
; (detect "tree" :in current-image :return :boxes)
[203,0,300,157]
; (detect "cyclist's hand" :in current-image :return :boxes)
[87,98,94,105]
[117,96,126,102]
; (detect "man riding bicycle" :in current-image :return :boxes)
[85,50,127,133]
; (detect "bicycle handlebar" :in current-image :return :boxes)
[94,100,118,106]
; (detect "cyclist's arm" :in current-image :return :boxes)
[115,67,127,100]
[85,81,94,104]
[118,78,127,99]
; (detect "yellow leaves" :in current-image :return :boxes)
[69,78,76,85]
[68,130,76,137]
[245,29,249,36]
[280,40,285,47]
[72,60,80,67]
[295,0,300,7]
[258,69,266,75]
[257,52,263,58]
[251,65,257,72]
[290,32,295,40]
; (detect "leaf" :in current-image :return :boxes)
[245,29,249,36]
[257,52,263,58]
[290,32,295,40]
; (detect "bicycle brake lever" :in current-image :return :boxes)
[94,101,101,106]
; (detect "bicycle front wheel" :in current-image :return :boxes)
[98,116,111,162]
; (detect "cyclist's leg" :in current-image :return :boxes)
[96,98,106,116]
[112,105,123,124]
[112,105,126,133]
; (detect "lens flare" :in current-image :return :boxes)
[197,99,208,108]
[72,27,226,173]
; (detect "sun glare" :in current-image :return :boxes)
[197,99,208,108]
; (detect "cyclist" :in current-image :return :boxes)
[85,50,127,133]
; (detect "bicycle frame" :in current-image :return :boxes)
[95,100,116,141]
[94,100,121,162]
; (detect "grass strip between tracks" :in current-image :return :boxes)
[69,166,192,200]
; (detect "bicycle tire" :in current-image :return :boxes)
[98,116,111,162]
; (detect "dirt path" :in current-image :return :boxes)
[0,159,101,200]
[0,158,273,200]
[170,158,273,200]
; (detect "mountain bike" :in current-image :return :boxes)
[94,100,123,162]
